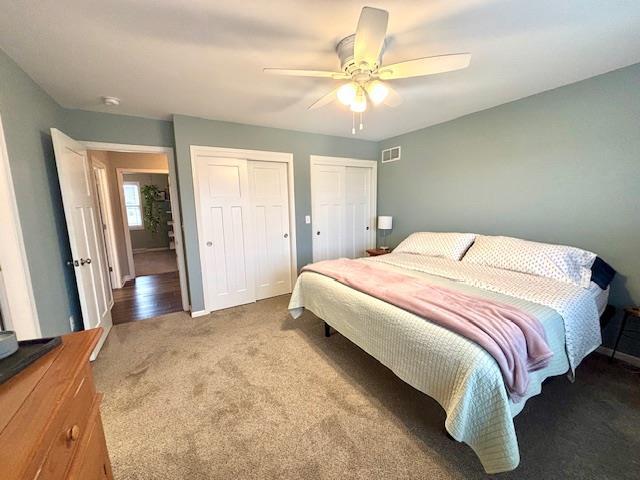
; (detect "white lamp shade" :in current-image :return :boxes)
[377,216,393,230]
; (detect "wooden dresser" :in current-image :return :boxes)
[0,329,113,480]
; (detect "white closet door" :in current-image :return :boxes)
[195,157,255,311]
[344,166,372,259]
[248,161,292,300]
[312,164,345,261]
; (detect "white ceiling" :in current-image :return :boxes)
[2,0,640,140]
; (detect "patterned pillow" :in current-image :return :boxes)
[461,235,596,288]
[394,232,477,260]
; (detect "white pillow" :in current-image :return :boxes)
[462,235,596,287]
[394,232,477,260]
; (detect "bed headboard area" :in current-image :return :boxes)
[377,63,640,310]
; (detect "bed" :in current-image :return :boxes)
[288,243,609,473]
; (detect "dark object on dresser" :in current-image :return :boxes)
[0,329,113,480]
[0,336,61,384]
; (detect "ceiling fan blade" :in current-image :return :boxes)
[384,85,403,107]
[378,53,471,80]
[354,7,389,68]
[264,68,348,79]
[308,87,340,110]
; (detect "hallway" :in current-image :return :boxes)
[111,271,182,325]
[133,250,178,276]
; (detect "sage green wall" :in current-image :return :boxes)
[64,109,174,148]
[0,49,80,336]
[378,63,640,355]
[173,114,379,312]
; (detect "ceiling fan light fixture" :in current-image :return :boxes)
[337,83,358,106]
[350,90,367,112]
[367,80,389,104]
[263,7,471,134]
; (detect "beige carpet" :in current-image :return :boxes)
[93,295,640,480]
[133,250,178,276]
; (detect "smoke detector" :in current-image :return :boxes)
[102,96,121,106]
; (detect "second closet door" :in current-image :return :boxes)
[344,166,372,259]
[248,161,292,300]
[311,164,345,262]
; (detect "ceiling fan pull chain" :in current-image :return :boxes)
[359,111,364,131]
[352,112,356,135]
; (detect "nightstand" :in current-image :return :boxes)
[366,248,391,257]
[611,306,640,361]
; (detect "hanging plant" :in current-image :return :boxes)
[140,185,164,234]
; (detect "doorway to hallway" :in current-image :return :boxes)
[87,146,189,326]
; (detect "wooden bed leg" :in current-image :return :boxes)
[445,429,456,441]
[324,322,331,337]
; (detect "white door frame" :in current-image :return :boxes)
[309,155,377,261]
[0,112,41,339]
[82,142,190,312]
[190,146,298,316]
[91,156,121,288]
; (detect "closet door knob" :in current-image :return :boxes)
[366,226,369,230]
[80,258,87,266]
[206,241,213,247]
[316,231,320,236]
[284,233,289,238]
[85,258,92,265]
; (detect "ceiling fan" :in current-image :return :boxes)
[264,6,471,134]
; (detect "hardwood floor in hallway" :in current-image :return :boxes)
[111,271,182,325]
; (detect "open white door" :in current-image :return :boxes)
[51,129,112,359]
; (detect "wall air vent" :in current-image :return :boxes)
[381,146,401,163]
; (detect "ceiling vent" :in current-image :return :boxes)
[381,146,401,163]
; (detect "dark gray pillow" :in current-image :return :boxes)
[590,257,616,290]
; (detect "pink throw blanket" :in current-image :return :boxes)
[302,259,553,401]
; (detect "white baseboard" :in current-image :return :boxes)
[596,346,640,367]
[112,275,128,289]
[191,309,209,318]
[133,247,170,253]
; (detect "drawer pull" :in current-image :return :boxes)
[67,425,80,442]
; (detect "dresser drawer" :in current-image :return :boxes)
[35,365,96,480]
[68,406,113,480]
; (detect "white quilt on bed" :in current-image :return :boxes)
[288,253,602,473]
[372,253,602,374]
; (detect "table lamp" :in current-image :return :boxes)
[377,216,393,250]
